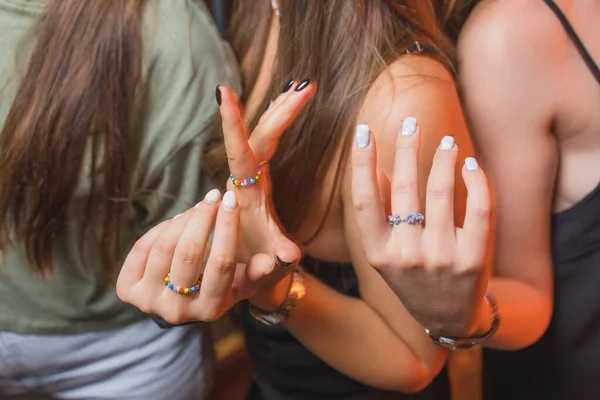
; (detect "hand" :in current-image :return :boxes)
[351,121,492,337]
[217,81,317,310]
[116,190,275,324]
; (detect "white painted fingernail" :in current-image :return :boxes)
[355,124,370,148]
[440,136,455,150]
[202,189,221,205]
[402,117,417,136]
[465,157,479,171]
[222,190,237,210]
[173,213,182,219]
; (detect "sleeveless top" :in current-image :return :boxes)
[241,41,451,400]
[483,1,600,399]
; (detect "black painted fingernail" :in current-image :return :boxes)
[215,85,222,106]
[276,256,294,267]
[282,79,295,93]
[295,78,310,92]
[265,100,273,112]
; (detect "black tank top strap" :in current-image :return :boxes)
[543,0,600,85]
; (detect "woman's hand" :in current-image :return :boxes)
[351,120,493,337]
[116,189,274,324]
[217,81,317,310]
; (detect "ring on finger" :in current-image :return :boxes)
[164,274,202,295]
[388,212,425,226]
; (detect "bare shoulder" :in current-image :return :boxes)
[458,0,563,75]
[347,54,471,190]
[360,55,462,142]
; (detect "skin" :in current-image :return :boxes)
[240,15,478,391]
[459,0,600,349]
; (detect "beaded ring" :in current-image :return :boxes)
[229,164,263,187]
[388,212,425,226]
[164,274,202,295]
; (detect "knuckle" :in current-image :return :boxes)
[352,196,372,215]
[211,254,237,273]
[225,143,252,163]
[397,251,424,270]
[136,298,155,315]
[426,184,452,201]
[471,206,491,221]
[152,236,177,258]
[174,242,201,266]
[366,252,388,271]
[131,236,153,256]
[392,180,416,195]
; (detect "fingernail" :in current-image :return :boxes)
[440,135,455,150]
[264,257,276,275]
[222,190,237,210]
[202,189,221,205]
[295,78,310,92]
[264,100,273,112]
[282,79,294,93]
[275,256,294,267]
[215,85,222,106]
[402,117,417,136]
[465,157,479,171]
[173,213,182,220]
[355,124,370,148]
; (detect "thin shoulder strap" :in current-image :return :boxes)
[543,0,600,85]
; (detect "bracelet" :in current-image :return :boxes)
[425,293,500,350]
[248,267,306,326]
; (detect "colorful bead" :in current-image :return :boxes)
[164,274,201,295]
[388,212,425,226]
[230,164,263,187]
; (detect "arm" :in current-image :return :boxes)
[458,1,558,349]
[250,57,471,391]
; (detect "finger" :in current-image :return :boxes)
[116,219,172,298]
[250,79,316,163]
[141,209,194,284]
[245,253,276,282]
[351,124,388,259]
[459,157,491,269]
[169,189,221,288]
[218,86,261,196]
[260,79,297,121]
[390,117,423,230]
[198,190,240,310]
[425,136,457,236]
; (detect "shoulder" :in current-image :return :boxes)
[360,55,464,148]
[349,55,470,183]
[458,0,564,80]
[457,0,563,127]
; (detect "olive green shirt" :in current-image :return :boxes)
[0,0,241,334]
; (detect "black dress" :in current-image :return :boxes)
[483,1,600,399]
[243,255,450,400]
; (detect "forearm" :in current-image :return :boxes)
[256,269,447,392]
[473,277,552,350]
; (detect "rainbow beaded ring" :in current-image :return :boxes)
[229,164,263,187]
[164,274,201,295]
[388,213,425,225]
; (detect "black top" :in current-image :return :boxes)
[483,2,600,399]
[243,255,450,400]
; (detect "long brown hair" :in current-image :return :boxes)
[230,1,460,240]
[0,0,144,276]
